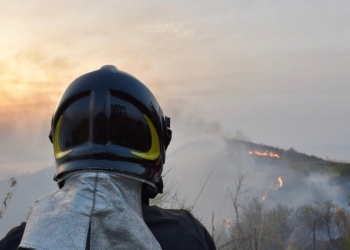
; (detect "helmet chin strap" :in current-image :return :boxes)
[19,171,161,250]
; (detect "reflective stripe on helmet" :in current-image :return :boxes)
[131,114,160,160]
[54,115,73,159]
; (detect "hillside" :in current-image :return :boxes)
[225,139,350,176]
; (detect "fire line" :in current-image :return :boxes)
[249,150,280,159]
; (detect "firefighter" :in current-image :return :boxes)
[0,65,216,250]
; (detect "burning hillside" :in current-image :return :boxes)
[224,139,333,168]
[249,150,280,159]
[222,138,350,203]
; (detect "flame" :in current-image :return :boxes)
[262,191,268,201]
[223,218,231,229]
[222,217,233,238]
[249,150,280,159]
[278,176,283,187]
[262,176,284,201]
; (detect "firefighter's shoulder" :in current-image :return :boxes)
[0,222,26,250]
[143,205,216,250]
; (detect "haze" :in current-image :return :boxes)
[1,1,350,179]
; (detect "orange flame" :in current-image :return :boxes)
[262,176,283,201]
[262,191,268,201]
[278,176,283,187]
[249,150,280,159]
[223,218,231,228]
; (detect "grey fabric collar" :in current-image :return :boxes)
[19,171,162,250]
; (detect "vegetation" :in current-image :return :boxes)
[0,177,17,221]
[216,197,350,250]
[154,171,350,250]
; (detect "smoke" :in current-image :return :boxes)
[163,133,349,233]
[162,97,236,139]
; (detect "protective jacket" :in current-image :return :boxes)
[0,206,216,250]
[0,171,215,250]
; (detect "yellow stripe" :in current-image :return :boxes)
[54,115,72,159]
[131,114,160,160]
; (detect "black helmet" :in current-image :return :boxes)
[49,65,172,194]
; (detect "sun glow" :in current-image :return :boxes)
[0,55,73,123]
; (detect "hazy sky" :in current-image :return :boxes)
[1,1,350,177]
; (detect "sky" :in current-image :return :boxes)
[0,1,350,178]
